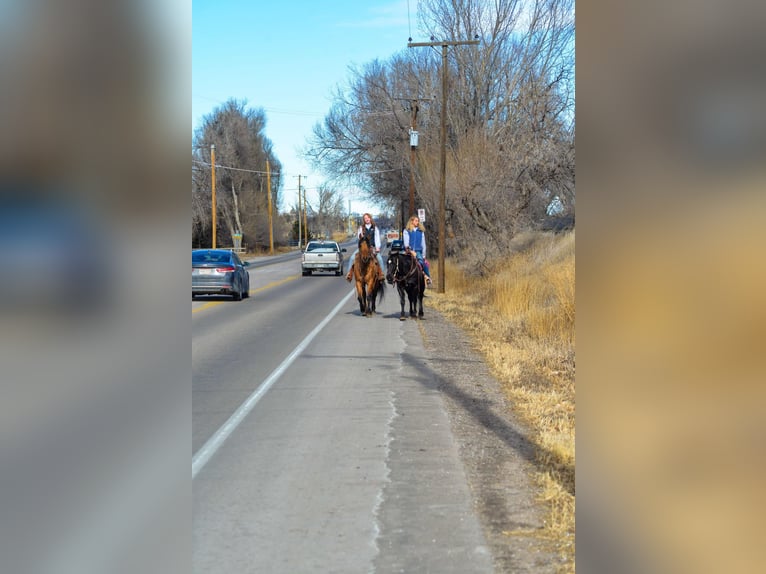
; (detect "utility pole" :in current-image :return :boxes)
[408,37,479,293]
[266,160,273,254]
[408,99,419,217]
[296,176,302,248]
[395,96,428,221]
[295,175,306,249]
[210,144,217,249]
[302,184,309,246]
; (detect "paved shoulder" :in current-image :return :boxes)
[419,306,560,573]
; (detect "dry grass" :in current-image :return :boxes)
[427,230,575,572]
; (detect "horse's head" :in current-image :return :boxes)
[385,254,396,283]
[358,235,371,260]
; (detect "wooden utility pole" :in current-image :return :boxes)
[210,144,217,249]
[408,38,479,293]
[266,160,273,254]
[302,184,309,246]
[408,100,419,217]
[295,175,306,248]
[395,96,427,221]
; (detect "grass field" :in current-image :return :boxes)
[426,230,575,571]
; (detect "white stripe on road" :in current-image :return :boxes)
[192,288,356,479]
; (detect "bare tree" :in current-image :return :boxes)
[306,0,574,267]
[192,99,282,249]
[311,183,347,238]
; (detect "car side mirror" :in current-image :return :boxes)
[341,248,347,252]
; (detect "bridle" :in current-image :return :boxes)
[388,252,419,286]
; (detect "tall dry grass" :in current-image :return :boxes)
[427,230,575,572]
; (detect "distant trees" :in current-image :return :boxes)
[306,0,574,265]
[313,183,348,239]
[192,99,283,249]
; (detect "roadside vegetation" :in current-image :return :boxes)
[427,230,575,572]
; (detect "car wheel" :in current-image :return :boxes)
[232,282,242,301]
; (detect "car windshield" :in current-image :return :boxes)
[306,243,337,253]
[193,251,231,264]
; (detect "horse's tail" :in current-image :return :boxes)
[376,280,385,304]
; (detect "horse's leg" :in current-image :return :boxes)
[398,285,406,320]
[367,289,374,316]
[369,275,378,315]
[418,274,425,317]
[356,279,365,314]
[368,280,375,315]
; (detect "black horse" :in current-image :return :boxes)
[386,248,425,320]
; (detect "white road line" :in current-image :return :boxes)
[192,289,356,479]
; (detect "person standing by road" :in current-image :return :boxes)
[402,215,432,285]
[346,213,385,282]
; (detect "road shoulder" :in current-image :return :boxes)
[419,306,560,573]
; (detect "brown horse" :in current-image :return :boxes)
[349,236,385,316]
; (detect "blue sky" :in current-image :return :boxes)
[193,0,417,215]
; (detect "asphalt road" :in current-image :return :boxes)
[193,250,493,573]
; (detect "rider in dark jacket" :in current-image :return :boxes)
[346,213,385,282]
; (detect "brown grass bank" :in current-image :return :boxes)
[427,230,575,571]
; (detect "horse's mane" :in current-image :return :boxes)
[357,235,372,260]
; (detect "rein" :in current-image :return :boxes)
[390,253,419,285]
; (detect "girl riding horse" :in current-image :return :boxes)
[402,215,432,285]
[386,245,425,319]
[345,213,385,283]
[348,235,385,316]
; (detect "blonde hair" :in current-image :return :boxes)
[406,216,424,232]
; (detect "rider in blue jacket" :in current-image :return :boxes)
[402,215,432,285]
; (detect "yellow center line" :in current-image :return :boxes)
[192,274,300,313]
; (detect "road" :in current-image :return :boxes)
[193,248,494,573]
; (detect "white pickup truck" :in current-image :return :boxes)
[301,240,347,276]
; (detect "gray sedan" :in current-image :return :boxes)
[192,249,250,301]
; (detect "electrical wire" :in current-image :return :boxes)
[407,0,412,40]
[193,159,398,177]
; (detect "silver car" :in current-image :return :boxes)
[192,249,250,301]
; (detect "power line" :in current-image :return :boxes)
[193,159,398,177]
[193,160,278,176]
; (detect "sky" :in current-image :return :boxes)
[193,0,419,217]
